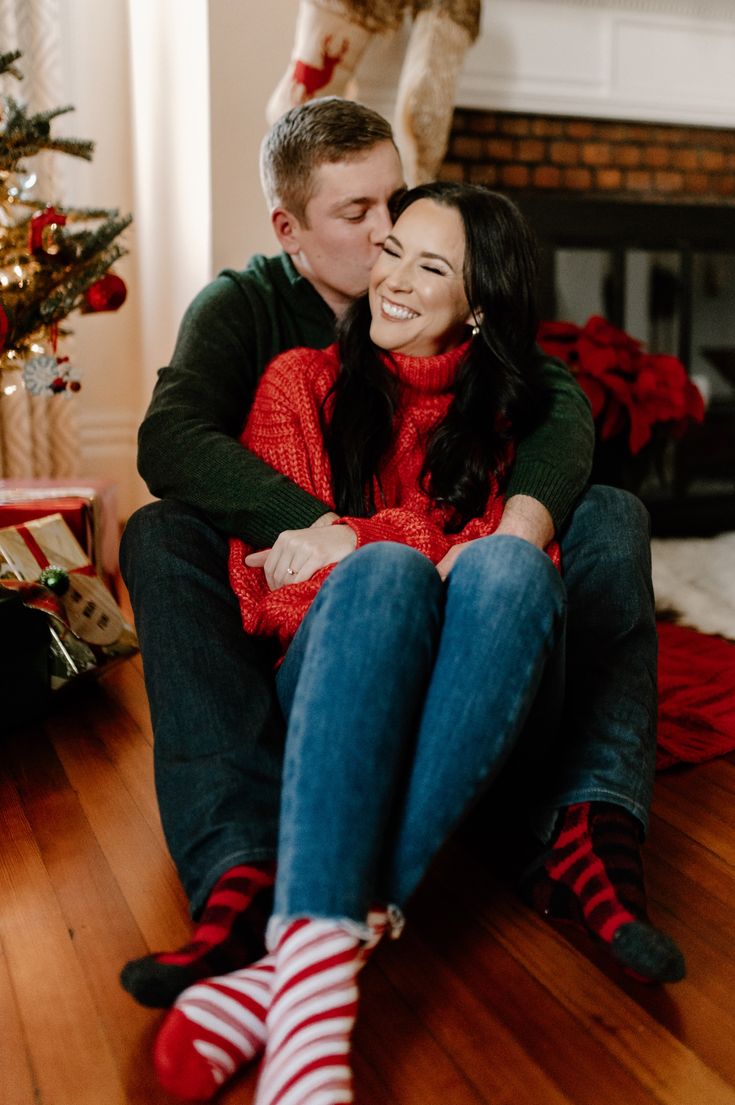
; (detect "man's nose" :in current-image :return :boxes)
[370,204,393,245]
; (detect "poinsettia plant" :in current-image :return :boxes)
[537,315,705,455]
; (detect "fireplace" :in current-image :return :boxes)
[442,108,735,534]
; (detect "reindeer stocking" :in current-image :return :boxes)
[267,0,403,124]
[395,0,482,184]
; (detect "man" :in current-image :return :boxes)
[120,98,683,1015]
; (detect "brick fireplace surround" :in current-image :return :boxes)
[442,109,735,205]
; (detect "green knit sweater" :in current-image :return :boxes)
[138,253,594,547]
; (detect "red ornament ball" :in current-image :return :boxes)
[51,376,67,393]
[84,273,127,312]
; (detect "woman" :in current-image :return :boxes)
[155,183,566,1104]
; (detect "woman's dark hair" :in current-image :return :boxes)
[322,182,547,530]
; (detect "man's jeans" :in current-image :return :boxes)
[120,485,657,915]
[272,538,565,924]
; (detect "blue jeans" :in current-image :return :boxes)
[120,485,656,914]
[272,538,565,923]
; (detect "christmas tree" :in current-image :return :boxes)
[0,48,131,399]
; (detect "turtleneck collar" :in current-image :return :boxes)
[379,340,472,395]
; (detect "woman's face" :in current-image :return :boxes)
[368,198,474,358]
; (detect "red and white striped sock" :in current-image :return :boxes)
[254,918,365,1105]
[152,909,390,1101]
[153,954,275,1100]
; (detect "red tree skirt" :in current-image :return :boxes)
[657,620,735,770]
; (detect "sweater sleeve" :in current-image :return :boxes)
[339,509,453,562]
[136,272,330,546]
[506,350,595,532]
[229,349,338,650]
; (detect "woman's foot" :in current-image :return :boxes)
[121,862,275,1007]
[152,909,389,1100]
[519,802,685,983]
[154,954,275,1099]
[254,918,365,1105]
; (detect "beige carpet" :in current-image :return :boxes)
[651,532,735,641]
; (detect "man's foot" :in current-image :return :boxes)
[120,863,275,1007]
[519,802,685,983]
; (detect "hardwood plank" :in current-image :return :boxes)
[372,922,574,1105]
[3,724,178,1104]
[0,942,37,1105]
[647,811,735,916]
[428,842,735,1105]
[405,875,665,1105]
[356,961,488,1105]
[652,780,735,867]
[42,697,189,954]
[0,774,127,1105]
[97,659,154,747]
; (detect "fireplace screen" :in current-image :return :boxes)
[521,196,735,534]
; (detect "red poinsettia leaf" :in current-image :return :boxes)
[598,399,627,441]
[627,403,654,454]
[584,315,642,355]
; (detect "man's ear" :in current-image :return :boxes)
[271,207,303,255]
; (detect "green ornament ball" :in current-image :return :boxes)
[40,564,70,594]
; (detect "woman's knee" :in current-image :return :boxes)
[450,535,565,613]
[321,542,442,615]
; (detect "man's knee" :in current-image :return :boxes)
[562,485,651,565]
[120,500,228,586]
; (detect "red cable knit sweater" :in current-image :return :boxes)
[229,341,560,654]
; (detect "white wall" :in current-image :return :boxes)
[57,0,142,518]
[51,0,735,519]
[209,0,296,271]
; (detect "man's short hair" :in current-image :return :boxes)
[260,97,395,222]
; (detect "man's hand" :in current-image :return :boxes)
[244,523,357,590]
[436,496,555,581]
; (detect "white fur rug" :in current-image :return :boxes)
[651,532,735,641]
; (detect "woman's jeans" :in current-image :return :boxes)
[272,537,566,922]
[120,485,657,915]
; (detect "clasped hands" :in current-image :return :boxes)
[244,512,476,591]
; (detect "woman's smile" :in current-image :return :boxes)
[379,295,419,321]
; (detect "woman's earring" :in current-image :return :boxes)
[471,324,480,336]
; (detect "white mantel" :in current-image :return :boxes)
[358,0,735,128]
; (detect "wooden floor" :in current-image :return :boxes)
[2,650,735,1105]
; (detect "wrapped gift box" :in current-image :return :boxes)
[0,512,137,696]
[0,584,51,729]
[0,478,119,583]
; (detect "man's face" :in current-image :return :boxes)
[284,141,405,317]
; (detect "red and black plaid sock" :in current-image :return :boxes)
[520,802,685,983]
[120,862,275,1008]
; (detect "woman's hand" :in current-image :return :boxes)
[244,523,357,590]
[435,541,476,581]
